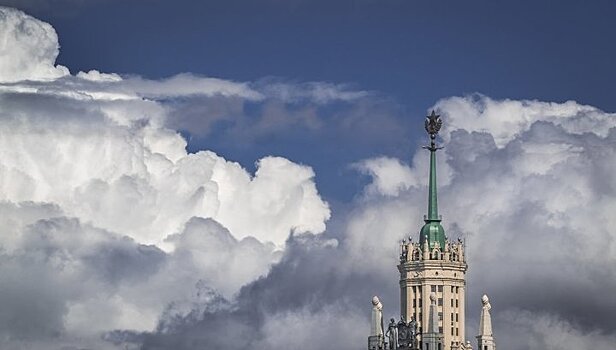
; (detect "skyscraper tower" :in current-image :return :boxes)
[398,111,469,350]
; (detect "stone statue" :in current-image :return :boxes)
[396,315,418,349]
[408,316,418,348]
[386,318,398,349]
[397,316,406,347]
[371,296,384,337]
[368,296,385,350]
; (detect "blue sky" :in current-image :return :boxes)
[21,0,615,202]
[44,0,616,109]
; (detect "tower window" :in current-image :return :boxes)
[451,286,455,293]
[437,285,443,292]
[438,298,443,306]
[431,285,436,292]
[439,327,443,334]
[413,299,417,307]
[455,299,459,307]
[456,328,459,336]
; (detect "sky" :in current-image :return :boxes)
[11,0,616,203]
[0,2,614,350]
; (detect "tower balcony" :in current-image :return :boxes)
[399,238,467,264]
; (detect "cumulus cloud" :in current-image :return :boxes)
[0,7,69,82]
[436,94,615,146]
[0,88,330,247]
[0,7,331,247]
[353,157,418,196]
[0,202,283,349]
[134,95,616,350]
[0,6,334,349]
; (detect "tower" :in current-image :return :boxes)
[398,111,469,350]
[476,295,496,350]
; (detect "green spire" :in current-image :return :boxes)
[419,111,446,250]
[427,149,439,221]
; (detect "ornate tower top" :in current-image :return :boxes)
[419,111,446,250]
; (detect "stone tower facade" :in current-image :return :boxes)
[397,111,469,350]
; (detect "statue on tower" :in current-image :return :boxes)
[396,315,418,350]
[371,296,384,337]
[386,318,398,349]
[368,296,385,350]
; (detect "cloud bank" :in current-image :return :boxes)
[0,6,333,349]
[131,95,616,350]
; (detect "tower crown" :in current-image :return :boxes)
[419,111,446,250]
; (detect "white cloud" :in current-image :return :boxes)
[0,30,330,249]
[124,73,264,100]
[258,80,369,104]
[0,6,69,82]
[76,69,123,82]
[434,95,615,147]
[354,157,418,196]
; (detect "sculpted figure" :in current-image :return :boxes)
[397,316,407,346]
[386,318,398,349]
[397,316,411,349]
[409,316,418,349]
[371,296,384,337]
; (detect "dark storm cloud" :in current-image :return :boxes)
[0,200,283,349]
[450,121,616,335]
[133,232,387,350]
[0,209,166,343]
